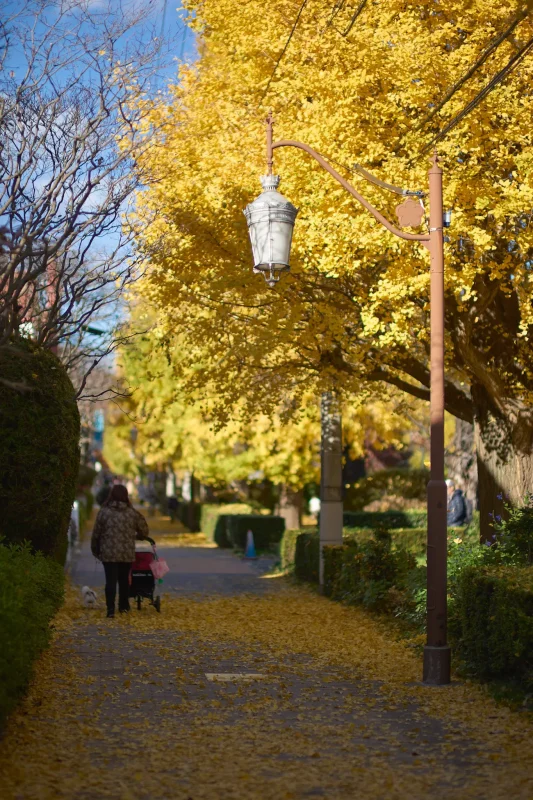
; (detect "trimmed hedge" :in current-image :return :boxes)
[227,515,285,550]
[450,567,533,684]
[323,532,416,611]
[294,532,320,583]
[288,524,467,586]
[290,528,426,582]
[344,526,427,556]
[343,510,427,529]
[178,501,202,532]
[200,503,255,546]
[284,522,533,689]
[0,340,80,560]
[0,542,64,729]
[280,529,301,571]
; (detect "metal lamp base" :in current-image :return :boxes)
[423,645,451,685]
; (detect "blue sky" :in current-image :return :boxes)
[1,1,198,344]
[3,0,197,87]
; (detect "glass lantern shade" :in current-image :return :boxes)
[243,175,298,288]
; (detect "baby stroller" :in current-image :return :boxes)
[129,538,164,612]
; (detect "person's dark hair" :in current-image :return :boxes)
[105,484,131,506]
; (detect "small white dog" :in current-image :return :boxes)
[81,586,98,608]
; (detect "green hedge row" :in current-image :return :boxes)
[291,528,422,589]
[343,510,427,529]
[200,504,285,549]
[0,542,64,729]
[227,515,285,550]
[0,340,80,560]
[450,567,533,684]
[280,529,301,571]
[294,532,320,582]
[283,524,533,689]
[178,501,202,532]
[200,503,255,546]
[323,533,416,611]
[289,527,428,580]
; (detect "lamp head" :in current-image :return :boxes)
[243,175,298,288]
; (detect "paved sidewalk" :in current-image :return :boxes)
[1,518,533,799]
[70,521,277,597]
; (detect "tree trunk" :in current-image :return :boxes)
[319,392,343,586]
[445,418,478,512]
[277,484,303,530]
[473,384,533,542]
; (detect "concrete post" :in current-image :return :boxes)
[319,392,343,586]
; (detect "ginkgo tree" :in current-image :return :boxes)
[104,317,424,526]
[130,0,533,538]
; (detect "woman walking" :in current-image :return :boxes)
[91,484,151,618]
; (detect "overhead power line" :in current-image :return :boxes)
[418,31,533,158]
[417,4,531,130]
[262,0,310,99]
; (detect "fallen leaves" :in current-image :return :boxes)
[0,580,532,799]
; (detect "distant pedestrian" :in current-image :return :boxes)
[446,479,467,527]
[90,485,151,618]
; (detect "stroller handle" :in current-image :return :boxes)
[146,536,156,546]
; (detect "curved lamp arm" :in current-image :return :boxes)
[272,139,430,244]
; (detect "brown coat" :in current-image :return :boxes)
[91,501,149,562]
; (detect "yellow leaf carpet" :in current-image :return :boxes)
[1,561,532,798]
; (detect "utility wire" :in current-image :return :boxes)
[179,22,188,60]
[417,4,531,130]
[417,32,533,158]
[262,0,310,99]
[155,0,168,82]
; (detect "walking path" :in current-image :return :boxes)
[1,516,533,799]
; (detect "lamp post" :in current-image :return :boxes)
[244,115,450,686]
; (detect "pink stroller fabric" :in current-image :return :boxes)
[150,559,169,580]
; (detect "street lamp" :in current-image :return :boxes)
[244,113,298,288]
[243,114,450,686]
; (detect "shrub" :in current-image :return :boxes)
[178,501,202,532]
[0,340,80,560]
[345,526,428,556]
[450,566,533,685]
[294,531,320,583]
[323,532,416,612]
[280,529,302,571]
[493,496,533,565]
[287,525,469,587]
[0,542,64,729]
[344,468,429,511]
[227,515,285,551]
[200,503,255,546]
[343,510,427,530]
